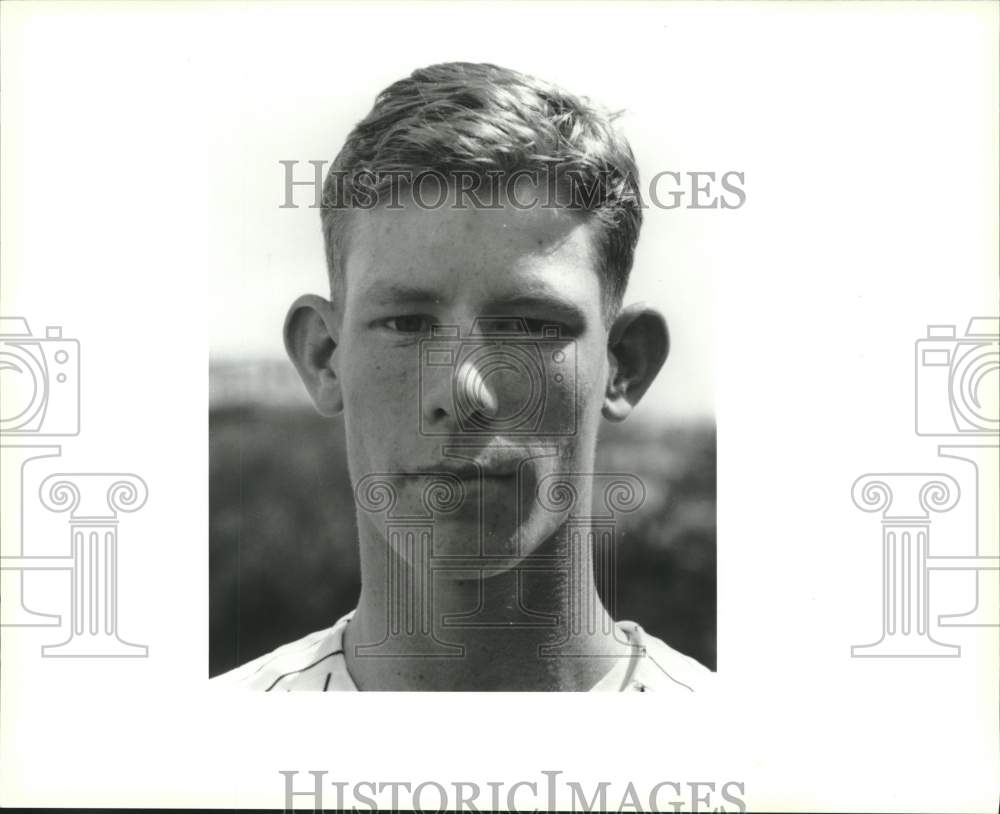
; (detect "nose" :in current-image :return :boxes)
[456,356,500,418]
[421,350,502,432]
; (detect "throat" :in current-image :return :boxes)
[342,569,633,691]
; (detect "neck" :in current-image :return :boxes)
[343,522,632,691]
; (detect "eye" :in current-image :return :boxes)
[523,318,570,337]
[382,315,434,335]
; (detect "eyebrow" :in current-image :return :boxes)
[482,293,588,326]
[358,282,590,325]
[360,282,443,306]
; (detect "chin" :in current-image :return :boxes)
[428,512,563,564]
[369,472,568,567]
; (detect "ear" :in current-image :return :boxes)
[602,303,670,422]
[283,294,343,416]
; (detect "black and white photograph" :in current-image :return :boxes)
[208,60,719,693]
[1,1,997,812]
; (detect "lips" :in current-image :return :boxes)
[420,459,519,480]
[415,445,540,479]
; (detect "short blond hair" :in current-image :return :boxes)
[321,62,643,318]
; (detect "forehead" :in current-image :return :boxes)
[340,188,603,311]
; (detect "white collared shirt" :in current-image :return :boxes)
[213,611,712,692]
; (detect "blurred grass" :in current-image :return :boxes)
[210,407,716,675]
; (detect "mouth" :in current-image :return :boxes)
[415,449,532,480]
[418,462,519,481]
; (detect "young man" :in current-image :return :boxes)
[215,62,711,692]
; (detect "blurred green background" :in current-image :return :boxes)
[209,388,716,677]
